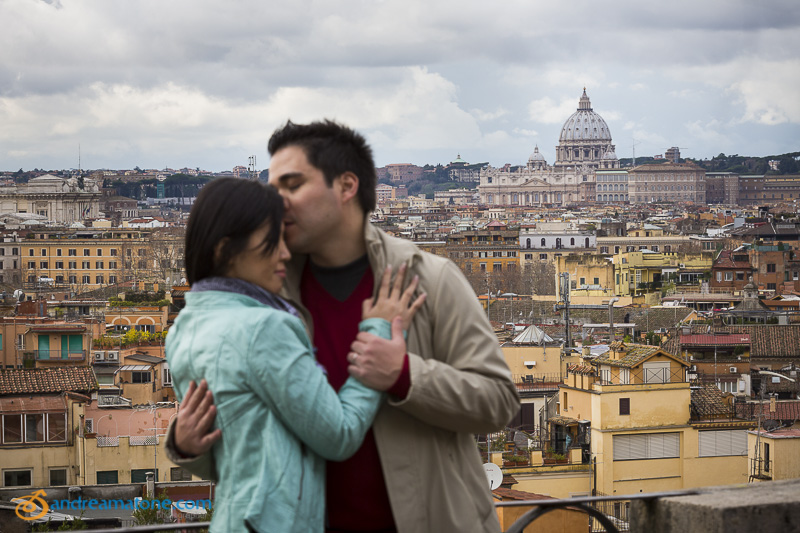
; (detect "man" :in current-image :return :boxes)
[166,120,520,532]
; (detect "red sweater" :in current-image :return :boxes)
[301,264,400,532]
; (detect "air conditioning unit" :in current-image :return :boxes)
[93,350,106,362]
[729,366,738,374]
[106,351,119,362]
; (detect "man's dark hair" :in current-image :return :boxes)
[184,177,284,285]
[268,119,377,212]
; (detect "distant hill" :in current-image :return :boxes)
[617,152,800,175]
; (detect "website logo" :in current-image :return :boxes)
[14,489,49,521]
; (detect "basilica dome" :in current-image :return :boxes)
[528,145,546,163]
[559,89,612,143]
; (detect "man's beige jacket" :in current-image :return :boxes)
[166,223,520,532]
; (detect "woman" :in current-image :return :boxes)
[166,178,423,532]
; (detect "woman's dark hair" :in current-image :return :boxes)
[185,177,284,285]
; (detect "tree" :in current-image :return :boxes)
[779,157,798,175]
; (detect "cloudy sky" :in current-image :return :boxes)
[1,0,799,173]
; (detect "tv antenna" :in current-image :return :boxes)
[632,138,642,167]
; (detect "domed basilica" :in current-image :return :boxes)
[478,89,621,206]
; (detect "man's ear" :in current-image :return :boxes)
[337,171,360,205]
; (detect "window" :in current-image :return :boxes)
[41,249,47,256]
[82,276,90,284]
[493,263,502,272]
[493,251,502,258]
[131,469,158,483]
[524,254,533,260]
[82,261,90,269]
[613,432,679,461]
[96,261,104,269]
[2,414,22,443]
[69,276,77,284]
[716,271,722,282]
[109,261,117,269]
[619,398,630,415]
[83,249,90,256]
[594,277,600,285]
[97,249,102,256]
[737,272,745,281]
[25,414,44,442]
[49,468,68,486]
[580,278,586,286]
[56,249,62,256]
[40,261,48,269]
[132,371,152,384]
[138,249,146,257]
[56,261,63,269]
[767,264,776,273]
[110,249,118,256]
[69,261,76,269]
[3,469,32,487]
[170,467,193,481]
[27,261,35,269]
[138,260,147,269]
[600,246,609,254]
[699,430,747,457]
[109,275,117,284]
[29,249,34,256]
[539,254,548,260]
[48,413,66,442]
[68,249,76,256]
[97,470,118,484]
[767,283,776,290]
[724,272,733,281]
[163,366,172,386]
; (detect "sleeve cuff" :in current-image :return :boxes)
[387,353,411,400]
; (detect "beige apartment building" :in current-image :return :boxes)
[19,229,182,293]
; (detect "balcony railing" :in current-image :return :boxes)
[593,366,689,385]
[512,373,564,391]
[35,349,86,361]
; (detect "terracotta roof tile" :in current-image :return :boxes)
[0,367,98,395]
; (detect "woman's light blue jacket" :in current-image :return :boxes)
[166,290,387,533]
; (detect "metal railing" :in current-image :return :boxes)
[34,349,86,361]
[594,366,689,385]
[500,489,699,533]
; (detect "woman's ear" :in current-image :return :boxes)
[213,237,230,274]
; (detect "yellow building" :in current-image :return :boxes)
[613,251,712,297]
[748,428,800,482]
[20,229,163,293]
[557,343,749,496]
[445,222,520,274]
[0,315,104,369]
[555,255,615,304]
[0,367,190,490]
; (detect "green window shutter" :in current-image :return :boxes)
[131,469,158,483]
[69,335,82,354]
[38,335,50,360]
[97,470,118,484]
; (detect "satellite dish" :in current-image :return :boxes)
[483,463,502,491]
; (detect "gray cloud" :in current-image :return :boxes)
[0,0,798,171]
